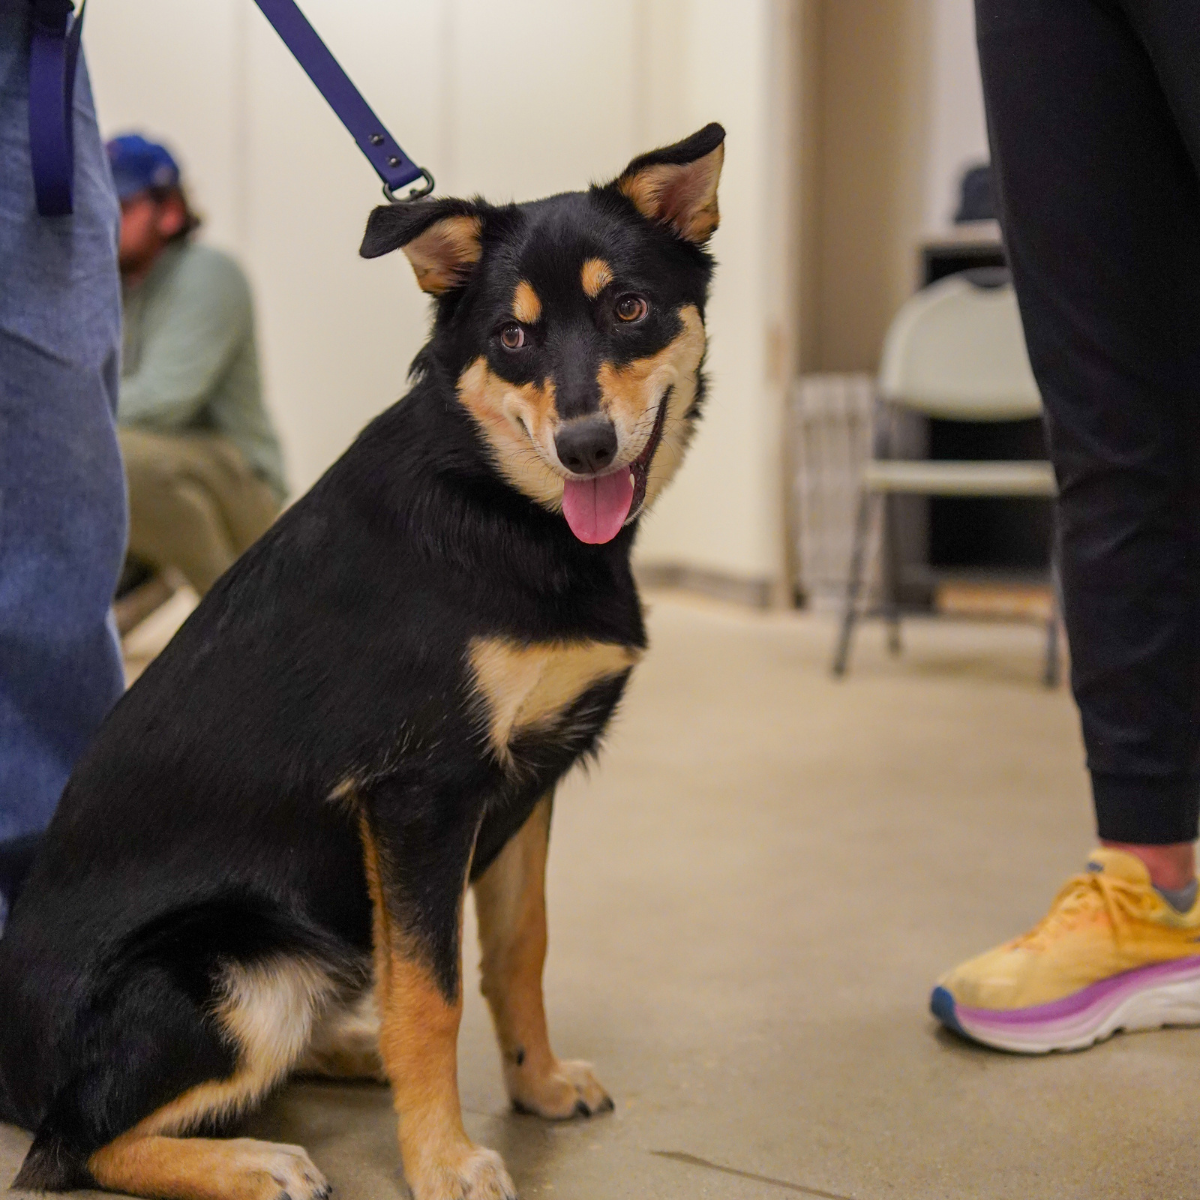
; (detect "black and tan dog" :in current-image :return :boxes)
[0,122,724,1200]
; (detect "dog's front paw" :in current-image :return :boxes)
[409,1145,516,1200]
[226,1138,332,1200]
[509,1058,614,1120]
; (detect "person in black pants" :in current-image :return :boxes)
[931,0,1200,1053]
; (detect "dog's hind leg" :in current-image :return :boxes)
[14,956,335,1200]
[294,988,387,1082]
[472,793,613,1119]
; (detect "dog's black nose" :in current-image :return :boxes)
[555,416,618,475]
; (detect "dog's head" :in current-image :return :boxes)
[361,124,724,545]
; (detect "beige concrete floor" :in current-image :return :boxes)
[6,595,1199,1199]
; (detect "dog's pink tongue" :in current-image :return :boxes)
[561,471,634,544]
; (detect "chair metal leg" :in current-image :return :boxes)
[1043,547,1062,689]
[886,613,903,657]
[882,491,903,656]
[1043,605,1060,689]
[832,488,873,677]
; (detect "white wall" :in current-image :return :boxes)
[83,0,796,589]
[922,0,988,231]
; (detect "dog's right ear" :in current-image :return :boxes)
[359,198,483,295]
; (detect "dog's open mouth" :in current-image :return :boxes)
[560,389,671,545]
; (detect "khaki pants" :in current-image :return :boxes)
[119,428,281,595]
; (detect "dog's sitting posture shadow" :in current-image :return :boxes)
[0,123,724,1200]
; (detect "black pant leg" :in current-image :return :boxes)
[976,0,1200,842]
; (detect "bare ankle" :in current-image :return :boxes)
[1101,841,1196,891]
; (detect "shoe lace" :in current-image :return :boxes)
[1014,871,1159,952]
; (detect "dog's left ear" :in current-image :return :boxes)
[359,198,484,295]
[613,122,726,244]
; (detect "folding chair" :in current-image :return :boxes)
[831,272,1060,685]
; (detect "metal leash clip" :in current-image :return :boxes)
[384,168,435,205]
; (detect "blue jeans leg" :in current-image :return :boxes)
[0,13,127,849]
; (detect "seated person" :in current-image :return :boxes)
[108,134,287,596]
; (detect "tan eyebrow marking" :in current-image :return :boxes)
[512,280,542,324]
[580,258,613,299]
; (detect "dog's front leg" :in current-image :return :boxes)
[359,802,516,1200]
[473,793,614,1119]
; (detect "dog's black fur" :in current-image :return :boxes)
[0,122,724,1199]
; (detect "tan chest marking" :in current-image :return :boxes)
[469,637,641,760]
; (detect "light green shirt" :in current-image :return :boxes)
[120,241,287,500]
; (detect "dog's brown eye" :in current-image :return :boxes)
[499,324,525,350]
[615,294,648,323]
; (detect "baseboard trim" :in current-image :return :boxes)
[634,562,775,609]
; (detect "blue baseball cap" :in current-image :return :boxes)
[106,134,181,200]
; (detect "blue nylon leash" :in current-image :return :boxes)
[28,0,433,217]
[28,0,85,216]
[252,0,433,203]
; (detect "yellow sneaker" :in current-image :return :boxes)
[931,848,1200,1053]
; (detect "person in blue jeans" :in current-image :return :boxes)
[0,4,127,932]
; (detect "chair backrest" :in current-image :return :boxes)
[878,274,1041,420]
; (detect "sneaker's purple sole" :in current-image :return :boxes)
[931,954,1200,1053]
